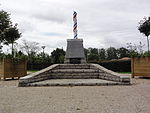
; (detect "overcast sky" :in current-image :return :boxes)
[1,0,150,53]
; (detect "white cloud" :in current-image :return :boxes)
[1,0,150,53]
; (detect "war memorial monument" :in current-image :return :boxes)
[18,12,130,87]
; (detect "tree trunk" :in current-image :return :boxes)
[147,36,149,52]
[0,43,2,53]
[12,42,14,58]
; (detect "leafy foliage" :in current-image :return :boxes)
[4,24,21,56]
[106,47,118,60]
[51,48,65,63]
[0,10,11,49]
[138,17,150,37]
[138,16,150,51]
[99,60,131,72]
[143,51,150,56]
[87,48,99,61]
[21,39,41,57]
[0,10,11,31]
[126,42,145,57]
[99,48,106,60]
[117,47,130,58]
[85,46,132,62]
[0,10,21,56]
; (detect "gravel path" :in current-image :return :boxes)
[0,78,150,113]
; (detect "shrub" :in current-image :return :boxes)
[98,60,131,72]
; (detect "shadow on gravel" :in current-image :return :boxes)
[136,77,150,79]
[0,78,19,81]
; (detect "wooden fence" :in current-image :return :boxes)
[0,58,27,80]
[131,57,150,78]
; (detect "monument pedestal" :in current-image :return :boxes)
[18,11,130,87]
[64,39,86,64]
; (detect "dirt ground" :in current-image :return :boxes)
[0,77,150,113]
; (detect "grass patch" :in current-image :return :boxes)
[118,72,131,74]
[27,70,39,73]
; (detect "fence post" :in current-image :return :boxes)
[131,57,134,78]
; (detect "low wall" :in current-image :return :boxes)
[132,57,150,78]
[0,58,27,80]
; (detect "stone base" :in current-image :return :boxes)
[18,64,131,87]
[64,58,86,64]
[64,39,86,64]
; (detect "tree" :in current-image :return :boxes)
[99,48,106,60]
[4,24,21,57]
[89,48,98,55]
[21,40,41,57]
[84,48,89,61]
[87,48,99,61]
[136,42,145,54]
[0,10,11,31]
[51,48,65,63]
[0,10,11,51]
[35,52,51,65]
[117,47,130,59]
[0,10,21,56]
[138,16,150,52]
[106,47,118,60]
[126,42,139,56]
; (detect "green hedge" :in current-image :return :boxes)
[27,63,52,70]
[99,60,131,72]
[27,60,131,72]
[89,60,131,72]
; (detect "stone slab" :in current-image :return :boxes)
[64,39,86,63]
[26,79,131,87]
[65,39,85,58]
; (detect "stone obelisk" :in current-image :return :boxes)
[64,11,86,64]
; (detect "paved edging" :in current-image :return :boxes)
[25,82,131,87]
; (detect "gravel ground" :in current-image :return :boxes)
[0,77,150,113]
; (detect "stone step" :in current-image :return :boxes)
[26,79,130,87]
[49,73,100,79]
[18,64,131,87]
[50,75,99,79]
[51,69,102,73]
[55,64,91,69]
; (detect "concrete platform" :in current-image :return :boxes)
[26,79,131,87]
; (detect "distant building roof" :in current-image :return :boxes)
[118,57,131,61]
